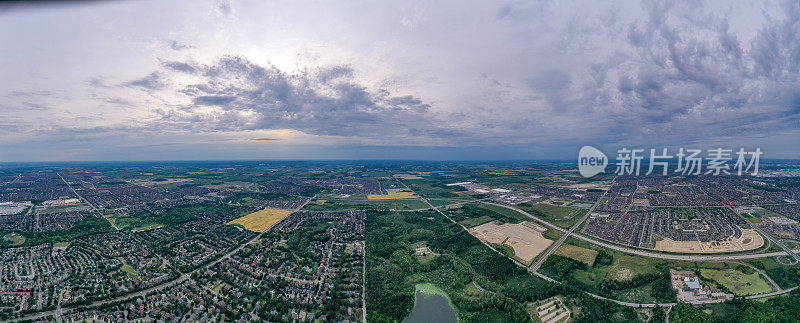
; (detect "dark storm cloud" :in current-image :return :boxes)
[153,56,454,140]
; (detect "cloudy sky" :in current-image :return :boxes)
[0,0,798,161]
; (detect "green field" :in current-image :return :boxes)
[700,268,772,295]
[555,244,598,266]
[459,215,494,227]
[518,202,584,229]
[2,233,26,246]
[403,179,473,199]
[117,257,139,277]
[105,213,162,231]
[477,203,530,222]
[743,257,800,289]
[491,243,515,258]
[302,198,431,211]
[446,203,529,225]
[564,239,663,285]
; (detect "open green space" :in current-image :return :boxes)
[402,178,472,199]
[446,204,528,225]
[2,233,26,246]
[699,268,772,296]
[516,202,585,229]
[491,243,515,258]
[538,238,674,304]
[117,257,139,277]
[459,215,494,227]
[743,257,800,290]
[477,203,531,222]
[554,244,598,266]
[302,198,430,211]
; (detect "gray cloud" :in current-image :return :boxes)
[168,40,192,51]
[153,56,455,141]
[123,72,165,90]
[161,60,197,73]
[515,0,800,148]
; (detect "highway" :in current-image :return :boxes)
[531,181,613,271]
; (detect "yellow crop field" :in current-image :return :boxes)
[227,208,293,232]
[367,188,418,200]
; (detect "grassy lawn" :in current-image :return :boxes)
[209,281,232,294]
[460,215,494,228]
[782,240,800,249]
[477,203,530,222]
[2,233,26,246]
[132,223,165,231]
[517,202,584,229]
[106,212,163,231]
[492,243,515,258]
[117,257,139,277]
[554,244,598,266]
[542,228,564,241]
[699,268,772,295]
[743,257,800,289]
[427,199,454,207]
[571,249,662,285]
[368,188,419,200]
[303,198,430,211]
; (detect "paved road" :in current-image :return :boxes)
[57,172,101,214]
[531,181,614,271]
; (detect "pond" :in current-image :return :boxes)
[403,283,458,323]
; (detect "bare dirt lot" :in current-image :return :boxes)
[469,221,553,265]
[654,229,764,253]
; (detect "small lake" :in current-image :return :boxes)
[403,283,458,323]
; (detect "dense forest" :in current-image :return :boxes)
[671,291,800,322]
